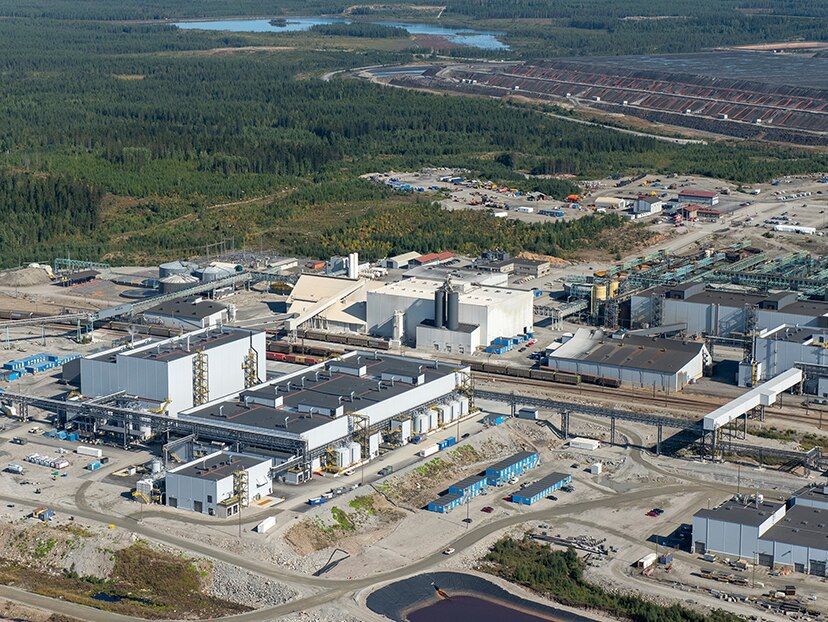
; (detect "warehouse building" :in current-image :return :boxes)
[594,197,628,210]
[545,328,709,392]
[753,325,828,395]
[679,189,719,206]
[630,283,828,335]
[80,326,266,418]
[692,489,828,575]
[485,451,539,486]
[411,252,455,267]
[513,258,551,279]
[511,472,571,505]
[143,297,229,330]
[366,277,533,351]
[403,264,509,287]
[633,196,663,215]
[177,351,470,482]
[285,274,376,333]
[165,451,272,517]
[383,251,422,269]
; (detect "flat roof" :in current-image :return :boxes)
[793,485,828,505]
[144,297,227,320]
[127,327,253,362]
[513,472,570,499]
[763,505,828,551]
[513,258,549,267]
[182,351,461,434]
[419,319,478,333]
[694,498,784,527]
[450,475,486,490]
[679,189,719,198]
[171,452,268,481]
[548,328,704,374]
[429,493,462,507]
[643,286,828,318]
[761,325,828,344]
[373,278,531,306]
[486,451,538,473]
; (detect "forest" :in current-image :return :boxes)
[484,538,743,622]
[309,23,409,38]
[0,3,825,266]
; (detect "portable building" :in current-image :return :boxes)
[511,472,572,505]
[427,493,463,513]
[448,475,488,498]
[569,437,601,451]
[485,451,539,485]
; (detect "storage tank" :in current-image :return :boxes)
[159,260,197,278]
[439,404,453,424]
[349,442,361,464]
[592,283,607,301]
[447,291,460,330]
[608,277,620,298]
[199,265,232,283]
[369,433,380,458]
[335,447,351,469]
[459,396,469,416]
[427,409,439,431]
[159,273,199,294]
[413,414,429,434]
[434,289,445,329]
[151,458,163,475]
[450,400,461,421]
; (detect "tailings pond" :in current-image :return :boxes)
[366,572,602,622]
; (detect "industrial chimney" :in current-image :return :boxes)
[434,288,446,328]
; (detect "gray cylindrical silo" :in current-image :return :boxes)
[447,291,459,330]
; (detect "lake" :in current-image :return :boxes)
[408,595,564,622]
[172,18,509,50]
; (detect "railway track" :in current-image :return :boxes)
[472,372,826,429]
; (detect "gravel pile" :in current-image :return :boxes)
[0,266,52,287]
[207,560,298,607]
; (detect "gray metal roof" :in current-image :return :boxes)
[694,499,784,527]
[129,327,252,362]
[429,493,462,507]
[171,452,268,481]
[548,331,705,374]
[450,475,486,491]
[763,505,828,551]
[184,352,461,434]
[513,472,570,499]
[486,451,538,474]
[144,297,227,321]
[419,318,478,334]
[793,485,828,505]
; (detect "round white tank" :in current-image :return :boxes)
[199,265,232,282]
[151,459,162,475]
[158,273,199,294]
[159,260,193,278]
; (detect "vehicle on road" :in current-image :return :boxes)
[646,510,658,517]
[443,548,455,555]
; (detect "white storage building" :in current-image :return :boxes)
[80,326,266,417]
[546,328,709,392]
[177,351,470,482]
[630,283,828,336]
[165,451,272,518]
[142,297,229,329]
[366,277,533,351]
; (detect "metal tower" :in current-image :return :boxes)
[192,349,209,406]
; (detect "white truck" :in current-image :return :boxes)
[418,445,439,458]
[76,445,102,459]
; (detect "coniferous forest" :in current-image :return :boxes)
[0,1,825,266]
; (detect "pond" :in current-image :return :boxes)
[408,595,566,622]
[172,18,509,50]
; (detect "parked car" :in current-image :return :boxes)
[646,510,658,517]
[481,506,494,513]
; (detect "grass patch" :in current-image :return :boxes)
[750,426,828,451]
[348,495,377,515]
[0,543,249,619]
[329,507,355,532]
[33,537,56,558]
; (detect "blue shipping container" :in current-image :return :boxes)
[86,462,101,471]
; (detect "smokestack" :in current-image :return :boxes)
[447,290,460,331]
[434,289,445,329]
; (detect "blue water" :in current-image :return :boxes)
[172,18,509,50]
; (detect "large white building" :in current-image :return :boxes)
[143,297,229,330]
[165,451,272,517]
[693,486,828,575]
[80,326,266,416]
[753,325,828,395]
[366,278,533,351]
[178,350,470,483]
[545,328,709,391]
[630,283,828,336]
